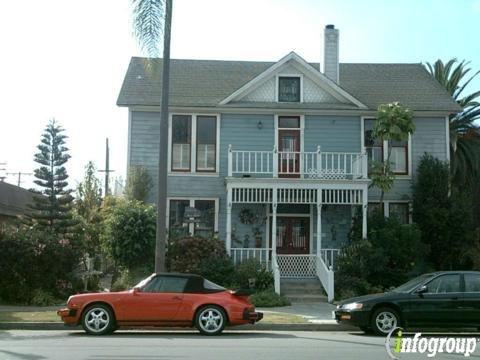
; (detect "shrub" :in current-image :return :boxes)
[167,236,230,275]
[30,289,59,306]
[336,215,426,299]
[233,259,273,291]
[250,290,290,307]
[104,199,156,269]
[111,267,152,292]
[199,257,236,287]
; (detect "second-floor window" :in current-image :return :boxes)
[170,114,218,173]
[196,116,216,172]
[363,118,410,175]
[278,76,301,102]
[172,115,191,171]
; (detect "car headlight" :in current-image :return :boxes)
[343,302,363,310]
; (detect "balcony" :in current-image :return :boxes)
[227,145,368,180]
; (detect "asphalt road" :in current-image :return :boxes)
[0,330,476,360]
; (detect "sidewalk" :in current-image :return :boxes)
[258,301,336,324]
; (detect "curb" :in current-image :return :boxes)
[0,322,357,332]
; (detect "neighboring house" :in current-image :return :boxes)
[117,25,459,301]
[0,181,36,224]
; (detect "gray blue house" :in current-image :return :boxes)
[117,25,459,301]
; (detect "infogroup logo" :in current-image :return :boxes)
[385,327,478,359]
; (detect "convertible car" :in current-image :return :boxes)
[57,273,263,335]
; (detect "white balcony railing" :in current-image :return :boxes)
[228,145,367,179]
[230,248,270,268]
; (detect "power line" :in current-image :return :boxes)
[6,171,33,187]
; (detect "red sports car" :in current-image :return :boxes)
[57,273,263,336]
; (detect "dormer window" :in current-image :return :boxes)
[278,76,301,102]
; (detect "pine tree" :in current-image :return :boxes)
[29,119,75,234]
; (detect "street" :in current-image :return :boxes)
[0,330,475,360]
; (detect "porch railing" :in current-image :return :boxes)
[230,248,270,268]
[228,145,367,179]
[320,248,341,270]
[316,256,335,302]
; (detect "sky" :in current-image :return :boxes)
[0,0,479,192]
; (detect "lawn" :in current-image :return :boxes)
[0,310,307,324]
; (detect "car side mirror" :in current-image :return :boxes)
[133,286,141,295]
[414,285,428,296]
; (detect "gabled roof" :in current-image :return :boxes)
[117,56,461,112]
[219,52,367,108]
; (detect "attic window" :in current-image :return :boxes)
[278,76,301,102]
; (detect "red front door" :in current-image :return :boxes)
[278,129,300,178]
[272,217,310,254]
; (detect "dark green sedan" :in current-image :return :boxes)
[334,271,480,335]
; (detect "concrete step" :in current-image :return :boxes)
[284,294,329,303]
[280,278,326,298]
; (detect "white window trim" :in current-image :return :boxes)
[276,74,304,103]
[361,117,412,178]
[368,200,412,224]
[166,197,219,236]
[168,113,220,176]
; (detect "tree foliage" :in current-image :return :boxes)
[412,154,476,270]
[104,199,156,269]
[75,161,104,255]
[370,102,415,203]
[28,119,76,235]
[124,165,153,202]
[426,59,480,184]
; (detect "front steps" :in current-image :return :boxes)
[280,278,328,303]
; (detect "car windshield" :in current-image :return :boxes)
[203,279,225,291]
[391,274,435,293]
[133,274,156,289]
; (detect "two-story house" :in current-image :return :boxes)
[117,25,460,301]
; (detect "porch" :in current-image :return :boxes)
[225,179,369,303]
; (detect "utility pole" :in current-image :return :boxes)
[0,162,6,182]
[98,138,114,196]
[6,171,32,187]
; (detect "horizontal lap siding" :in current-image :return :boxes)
[304,115,361,153]
[368,117,447,201]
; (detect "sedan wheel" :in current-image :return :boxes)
[82,304,115,335]
[196,306,226,336]
[371,308,400,336]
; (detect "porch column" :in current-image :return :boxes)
[226,187,232,255]
[362,187,368,239]
[316,196,322,258]
[271,191,278,257]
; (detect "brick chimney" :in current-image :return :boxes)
[323,24,339,83]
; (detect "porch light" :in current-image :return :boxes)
[257,121,263,130]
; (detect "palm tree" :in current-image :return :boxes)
[132,0,173,272]
[426,59,480,184]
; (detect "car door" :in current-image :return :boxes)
[406,274,464,326]
[459,273,480,326]
[124,276,187,321]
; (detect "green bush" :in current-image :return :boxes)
[336,214,426,300]
[111,267,152,292]
[234,259,273,291]
[167,236,230,275]
[30,289,59,306]
[199,257,236,287]
[104,199,156,269]
[250,290,291,307]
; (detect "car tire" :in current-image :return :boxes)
[81,304,116,335]
[371,307,400,336]
[195,305,227,336]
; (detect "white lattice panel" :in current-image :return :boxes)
[276,255,317,278]
[303,76,339,103]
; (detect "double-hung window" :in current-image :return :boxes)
[170,114,218,173]
[363,118,410,175]
[196,116,216,172]
[171,115,191,171]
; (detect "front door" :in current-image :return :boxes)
[273,217,309,254]
[278,129,300,178]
